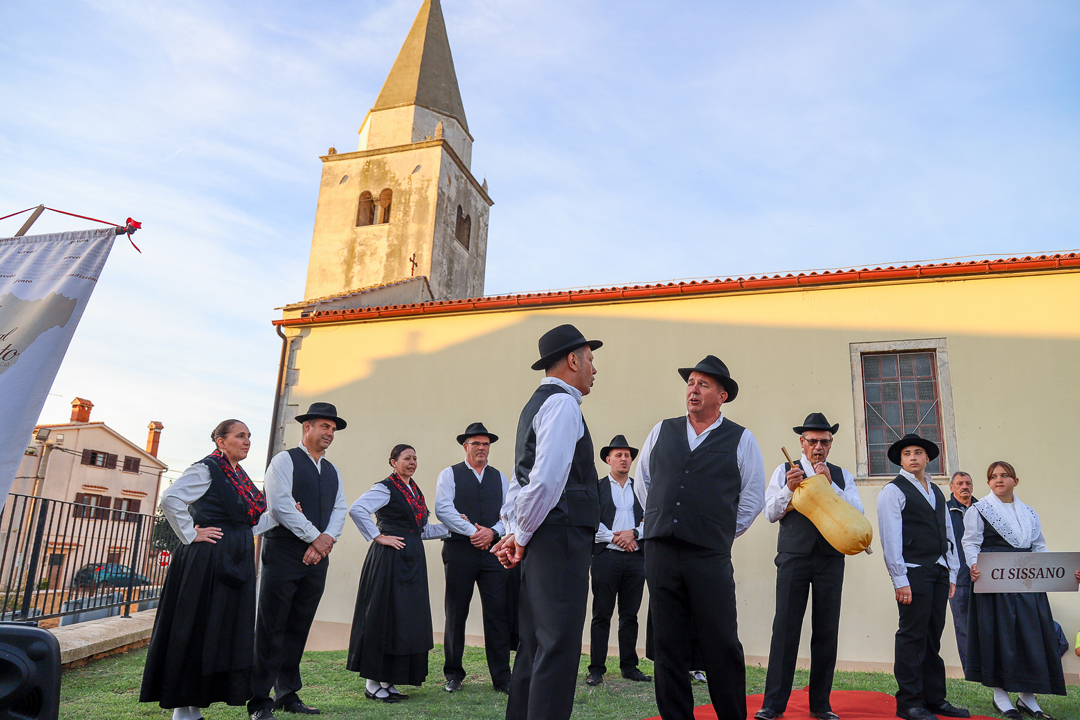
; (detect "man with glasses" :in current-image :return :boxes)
[435,422,513,694]
[756,413,864,720]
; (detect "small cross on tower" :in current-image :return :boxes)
[409,253,418,277]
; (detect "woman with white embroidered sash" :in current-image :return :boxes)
[963,461,1065,720]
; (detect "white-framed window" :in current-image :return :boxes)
[850,338,958,480]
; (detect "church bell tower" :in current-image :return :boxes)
[303,0,492,303]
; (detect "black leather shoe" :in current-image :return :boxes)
[754,708,781,720]
[585,672,603,686]
[276,699,321,715]
[364,688,399,703]
[811,712,840,720]
[622,668,652,682]
[250,711,276,720]
[896,707,938,720]
[444,679,462,693]
[387,688,408,700]
[493,683,510,694]
[993,700,1022,720]
[926,701,969,718]
[1015,698,1054,720]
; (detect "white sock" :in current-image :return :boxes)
[366,678,381,694]
[994,688,1014,710]
[171,708,192,720]
[386,684,399,694]
[380,681,390,689]
[1019,693,1042,713]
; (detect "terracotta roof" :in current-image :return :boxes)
[34,422,103,429]
[276,252,1080,327]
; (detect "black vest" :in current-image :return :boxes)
[193,456,260,529]
[264,447,339,540]
[777,461,846,557]
[446,462,504,543]
[514,383,600,530]
[375,477,427,537]
[889,475,949,567]
[594,475,644,555]
[643,416,745,554]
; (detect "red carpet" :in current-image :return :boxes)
[643,689,998,720]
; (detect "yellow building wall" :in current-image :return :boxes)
[282,270,1080,678]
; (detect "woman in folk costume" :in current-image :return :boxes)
[140,420,276,720]
[964,461,1066,720]
[346,444,448,703]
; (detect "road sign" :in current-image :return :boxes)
[158,551,171,568]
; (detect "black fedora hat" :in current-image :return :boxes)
[295,402,347,430]
[531,324,603,371]
[677,355,739,402]
[887,433,940,466]
[456,421,499,445]
[793,412,839,435]
[600,434,638,462]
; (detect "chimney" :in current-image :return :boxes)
[146,421,164,457]
[70,397,93,423]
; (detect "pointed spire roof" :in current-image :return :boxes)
[373,0,468,132]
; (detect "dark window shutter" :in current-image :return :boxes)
[96,496,112,519]
[130,499,142,518]
[73,493,86,517]
[105,454,118,469]
[123,456,140,473]
[81,449,92,465]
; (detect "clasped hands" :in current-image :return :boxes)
[611,529,637,552]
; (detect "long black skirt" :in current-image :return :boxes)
[965,589,1066,695]
[346,536,432,685]
[140,528,256,708]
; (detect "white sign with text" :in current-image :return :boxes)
[973,551,1080,593]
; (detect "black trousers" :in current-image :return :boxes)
[647,538,745,720]
[506,524,592,720]
[589,548,645,675]
[894,564,949,709]
[248,537,328,714]
[442,539,512,686]
[762,552,844,713]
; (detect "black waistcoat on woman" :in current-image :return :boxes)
[346,478,434,685]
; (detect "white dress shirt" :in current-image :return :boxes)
[160,462,278,544]
[595,475,646,551]
[634,413,766,539]
[764,453,864,523]
[877,470,960,589]
[500,377,586,546]
[434,461,509,537]
[263,443,349,544]
[348,481,448,541]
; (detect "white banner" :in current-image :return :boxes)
[0,228,117,501]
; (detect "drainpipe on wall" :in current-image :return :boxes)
[267,325,291,469]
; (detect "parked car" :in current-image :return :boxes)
[71,563,151,588]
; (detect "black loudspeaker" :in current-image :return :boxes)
[0,624,60,720]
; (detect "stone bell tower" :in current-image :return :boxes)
[303,0,492,304]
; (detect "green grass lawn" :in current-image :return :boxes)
[62,645,1080,719]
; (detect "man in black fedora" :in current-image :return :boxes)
[491,323,602,720]
[635,355,766,720]
[434,422,512,694]
[756,413,864,720]
[876,434,967,720]
[249,403,349,719]
[585,435,650,687]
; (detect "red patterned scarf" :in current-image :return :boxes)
[210,449,266,526]
[388,473,428,531]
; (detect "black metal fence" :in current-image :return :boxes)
[0,493,182,623]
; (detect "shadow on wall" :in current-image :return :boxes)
[288,310,1079,670]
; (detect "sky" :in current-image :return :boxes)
[2,0,1078,486]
